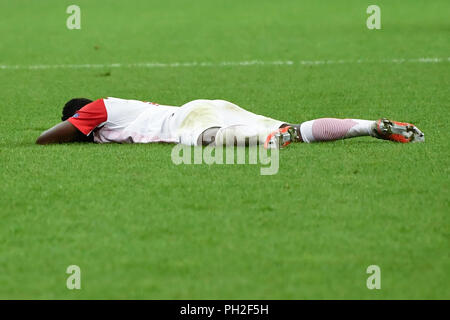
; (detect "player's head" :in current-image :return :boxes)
[61,98,93,121]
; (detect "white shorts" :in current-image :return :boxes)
[170,99,285,145]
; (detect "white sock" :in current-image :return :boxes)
[300,118,375,143]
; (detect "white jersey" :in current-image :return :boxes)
[68,97,284,146]
[95,97,179,144]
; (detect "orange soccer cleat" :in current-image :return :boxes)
[372,118,425,143]
[264,125,302,149]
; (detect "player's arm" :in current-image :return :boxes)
[36,99,107,145]
[36,121,90,145]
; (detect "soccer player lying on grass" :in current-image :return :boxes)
[36,97,425,147]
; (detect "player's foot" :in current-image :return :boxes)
[371,118,425,143]
[264,125,302,149]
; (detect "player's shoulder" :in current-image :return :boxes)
[103,97,129,104]
[104,97,152,105]
[103,97,139,109]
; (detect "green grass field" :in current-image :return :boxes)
[0,0,449,299]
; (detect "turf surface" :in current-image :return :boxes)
[0,0,448,299]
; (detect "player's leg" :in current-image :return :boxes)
[299,118,425,143]
[196,100,287,147]
[265,118,425,148]
[198,118,384,147]
[174,99,279,146]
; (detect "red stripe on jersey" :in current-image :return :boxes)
[68,99,108,135]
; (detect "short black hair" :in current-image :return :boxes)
[61,98,93,121]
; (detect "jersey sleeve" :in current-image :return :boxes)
[67,99,108,135]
